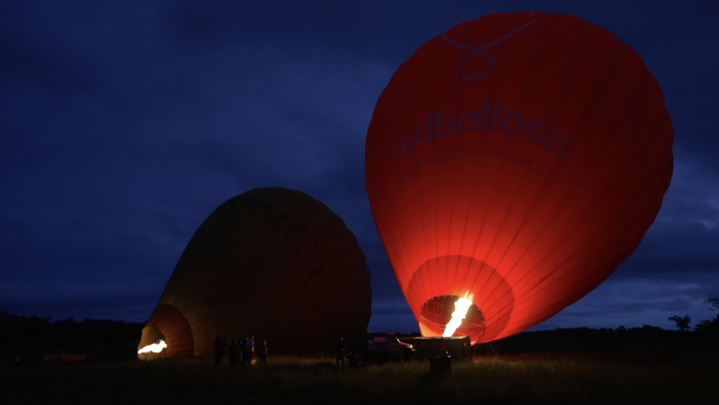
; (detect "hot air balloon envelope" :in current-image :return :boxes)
[365,11,673,344]
[138,188,372,358]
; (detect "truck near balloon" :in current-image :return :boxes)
[365,11,673,345]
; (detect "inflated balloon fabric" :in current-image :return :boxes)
[365,11,673,344]
[138,188,372,358]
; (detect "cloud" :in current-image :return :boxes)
[0,286,160,322]
[615,161,719,280]
[534,276,718,331]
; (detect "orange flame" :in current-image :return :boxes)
[442,295,474,337]
[138,340,167,354]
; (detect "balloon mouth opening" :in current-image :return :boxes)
[419,295,486,339]
[138,325,167,360]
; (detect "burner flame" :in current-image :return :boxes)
[138,340,167,354]
[442,295,474,337]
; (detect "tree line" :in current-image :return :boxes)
[0,312,143,349]
[2,298,716,351]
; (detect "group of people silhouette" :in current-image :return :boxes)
[214,335,268,366]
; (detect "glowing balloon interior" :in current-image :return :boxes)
[365,11,673,344]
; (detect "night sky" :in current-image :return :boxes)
[2,0,718,334]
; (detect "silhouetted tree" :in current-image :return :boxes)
[668,315,691,332]
[694,298,719,343]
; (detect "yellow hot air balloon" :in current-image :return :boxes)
[138,188,372,359]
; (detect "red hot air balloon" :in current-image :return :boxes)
[365,11,673,344]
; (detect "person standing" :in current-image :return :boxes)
[229,338,241,367]
[335,337,346,367]
[244,336,255,365]
[214,335,227,365]
[241,337,248,365]
[257,340,268,364]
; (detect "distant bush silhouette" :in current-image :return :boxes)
[694,298,719,342]
[668,315,691,331]
[694,317,719,333]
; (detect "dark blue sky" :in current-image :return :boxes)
[1,0,718,333]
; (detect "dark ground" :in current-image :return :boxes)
[2,313,717,403]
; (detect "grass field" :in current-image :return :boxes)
[2,350,717,404]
